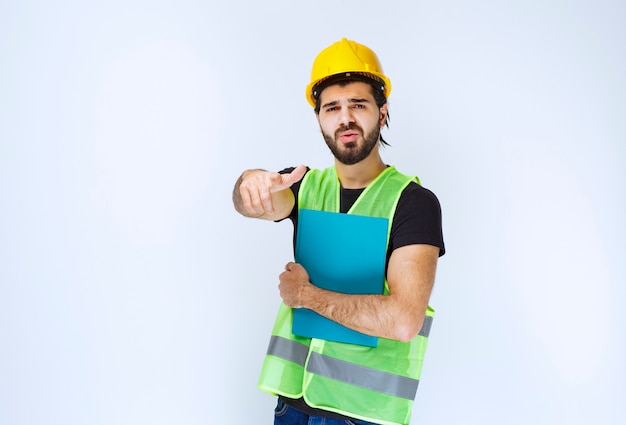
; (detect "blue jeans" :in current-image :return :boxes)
[274,398,378,425]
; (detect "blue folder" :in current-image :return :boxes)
[292,209,389,347]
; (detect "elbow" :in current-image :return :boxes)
[392,316,424,342]
[393,317,424,343]
[395,327,418,343]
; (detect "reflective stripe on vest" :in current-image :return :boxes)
[308,352,418,400]
[418,314,433,338]
[267,315,434,400]
[267,335,308,365]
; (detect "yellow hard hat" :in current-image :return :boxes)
[306,38,392,107]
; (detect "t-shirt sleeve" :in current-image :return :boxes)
[390,182,446,257]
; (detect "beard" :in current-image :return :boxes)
[322,123,381,165]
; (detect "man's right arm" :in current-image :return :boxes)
[232,165,307,221]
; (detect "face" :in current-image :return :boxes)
[316,81,387,165]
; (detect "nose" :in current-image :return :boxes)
[339,107,355,127]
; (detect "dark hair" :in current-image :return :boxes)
[313,78,391,147]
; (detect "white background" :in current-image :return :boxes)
[1,1,624,424]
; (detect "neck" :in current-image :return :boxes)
[335,149,387,189]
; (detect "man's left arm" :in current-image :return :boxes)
[278,243,439,342]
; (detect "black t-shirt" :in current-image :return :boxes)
[277,166,445,420]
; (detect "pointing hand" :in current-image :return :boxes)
[237,165,306,217]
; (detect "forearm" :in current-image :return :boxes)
[279,246,438,343]
[300,285,421,342]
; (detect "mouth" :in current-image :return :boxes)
[338,130,359,144]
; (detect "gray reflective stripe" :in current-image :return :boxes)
[419,315,433,337]
[307,352,419,400]
[267,336,308,366]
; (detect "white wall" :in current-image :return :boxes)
[1,1,624,424]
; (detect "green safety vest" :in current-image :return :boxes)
[258,166,435,425]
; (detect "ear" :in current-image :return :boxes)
[379,103,389,127]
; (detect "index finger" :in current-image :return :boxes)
[280,165,307,188]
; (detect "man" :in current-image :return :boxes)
[232,38,445,425]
